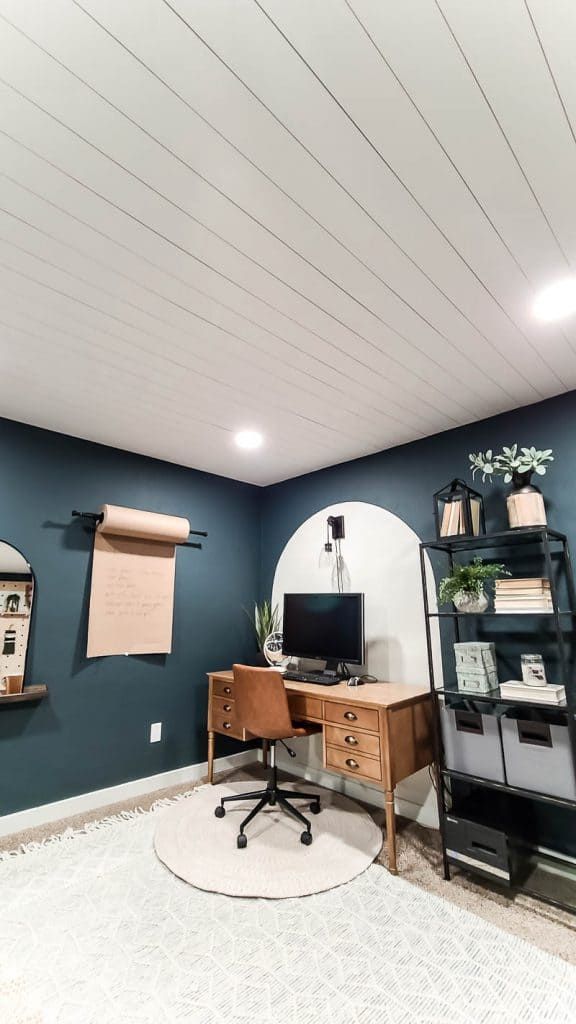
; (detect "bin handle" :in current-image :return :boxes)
[470,840,498,858]
[454,710,484,735]
[517,720,552,748]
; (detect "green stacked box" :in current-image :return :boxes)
[454,642,498,694]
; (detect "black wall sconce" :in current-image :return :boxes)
[433,479,485,540]
[324,514,345,551]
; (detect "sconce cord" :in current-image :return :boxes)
[335,536,343,594]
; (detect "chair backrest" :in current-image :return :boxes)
[232,664,294,740]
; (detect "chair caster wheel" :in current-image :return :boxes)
[310,801,321,815]
[237,834,248,849]
[214,805,225,818]
[301,831,313,846]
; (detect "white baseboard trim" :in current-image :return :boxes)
[0,750,256,838]
[1,750,439,839]
[277,756,439,829]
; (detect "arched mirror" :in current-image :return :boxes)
[0,541,34,696]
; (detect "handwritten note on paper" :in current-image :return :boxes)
[87,533,177,657]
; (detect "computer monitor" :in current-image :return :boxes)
[282,593,365,671]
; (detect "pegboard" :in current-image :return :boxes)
[0,580,33,682]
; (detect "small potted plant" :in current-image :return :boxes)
[244,599,280,666]
[438,558,510,613]
[469,444,553,528]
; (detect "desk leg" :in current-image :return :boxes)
[208,730,215,785]
[385,789,398,875]
[262,740,269,770]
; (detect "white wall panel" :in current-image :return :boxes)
[0,0,572,482]
[272,501,441,824]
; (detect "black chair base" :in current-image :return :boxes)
[214,748,321,848]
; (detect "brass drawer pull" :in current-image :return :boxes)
[223,721,232,730]
[223,704,232,712]
[223,687,232,695]
[344,735,358,745]
[345,758,359,769]
[344,711,357,721]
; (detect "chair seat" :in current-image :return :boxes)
[290,722,322,739]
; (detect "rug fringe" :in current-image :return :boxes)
[0,786,202,861]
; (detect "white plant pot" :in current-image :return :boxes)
[453,590,489,613]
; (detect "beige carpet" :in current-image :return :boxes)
[2,761,575,965]
[154,780,383,897]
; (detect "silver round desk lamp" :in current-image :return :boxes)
[263,631,290,671]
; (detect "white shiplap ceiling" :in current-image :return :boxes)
[1,0,575,485]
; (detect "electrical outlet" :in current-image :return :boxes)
[150,722,162,743]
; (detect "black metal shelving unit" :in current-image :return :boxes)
[420,526,576,914]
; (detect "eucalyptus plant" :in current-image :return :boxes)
[469,444,554,484]
[244,599,280,652]
[438,558,510,605]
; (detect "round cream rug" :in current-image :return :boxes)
[154,781,383,898]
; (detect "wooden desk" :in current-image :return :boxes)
[206,670,434,873]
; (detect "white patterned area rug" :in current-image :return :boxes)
[1,792,576,1024]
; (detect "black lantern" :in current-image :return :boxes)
[433,478,485,540]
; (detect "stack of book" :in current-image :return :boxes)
[499,680,566,705]
[494,577,552,613]
[440,498,481,537]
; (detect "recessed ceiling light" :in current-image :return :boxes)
[533,278,576,322]
[234,429,264,450]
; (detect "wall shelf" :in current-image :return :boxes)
[0,684,47,705]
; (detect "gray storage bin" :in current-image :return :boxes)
[445,815,511,885]
[440,701,506,782]
[501,716,576,802]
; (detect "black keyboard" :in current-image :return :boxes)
[284,671,342,686]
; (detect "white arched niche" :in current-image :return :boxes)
[272,501,442,827]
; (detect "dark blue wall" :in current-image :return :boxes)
[3,390,576,819]
[260,391,576,596]
[0,418,261,816]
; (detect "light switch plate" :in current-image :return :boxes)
[150,722,162,743]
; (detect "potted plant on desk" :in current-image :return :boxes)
[244,599,280,666]
[439,558,510,613]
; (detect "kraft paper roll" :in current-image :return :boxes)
[97,504,190,544]
[87,505,190,658]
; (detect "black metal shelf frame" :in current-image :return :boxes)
[423,525,567,553]
[440,768,576,811]
[436,686,571,713]
[429,610,575,618]
[419,526,576,914]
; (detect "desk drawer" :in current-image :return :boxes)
[210,706,248,741]
[213,695,235,717]
[326,745,382,782]
[288,694,323,720]
[325,703,379,733]
[325,724,381,758]
[212,678,235,700]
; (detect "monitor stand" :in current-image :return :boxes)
[284,660,347,684]
[321,660,347,681]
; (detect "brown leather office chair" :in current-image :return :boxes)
[214,664,322,848]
